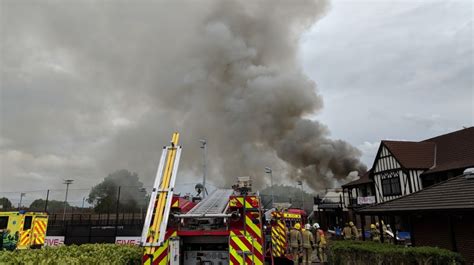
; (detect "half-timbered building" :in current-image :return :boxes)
[372,140,435,202]
[343,127,474,205]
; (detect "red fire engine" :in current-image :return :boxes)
[140,133,305,265]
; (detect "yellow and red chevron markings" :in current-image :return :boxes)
[229,212,264,265]
[33,219,47,245]
[143,230,177,265]
[19,230,30,247]
[271,218,287,257]
[229,196,260,208]
[171,197,179,208]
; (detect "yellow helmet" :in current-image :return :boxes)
[349,221,354,226]
[370,224,376,229]
[294,223,301,230]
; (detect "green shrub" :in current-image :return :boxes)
[327,240,464,265]
[0,244,143,265]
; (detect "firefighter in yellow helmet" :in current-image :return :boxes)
[349,221,359,240]
[289,223,302,264]
[342,222,352,240]
[301,224,315,265]
[370,224,380,242]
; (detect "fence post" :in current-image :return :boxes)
[115,186,121,238]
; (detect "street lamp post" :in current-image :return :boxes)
[199,139,207,198]
[265,167,274,208]
[19,193,26,209]
[63,179,74,221]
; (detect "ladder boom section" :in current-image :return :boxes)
[180,189,234,217]
[141,132,181,247]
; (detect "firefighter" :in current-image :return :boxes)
[381,220,387,232]
[301,224,315,265]
[312,223,320,262]
[316,225,327,264]
[349,221,359,240]
[289,223,302,264]
[370,224,380,242]
[342,223,352,240]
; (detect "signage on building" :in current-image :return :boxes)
[115,236,141,245]
[44,236,65,246]
[357,196,376,205]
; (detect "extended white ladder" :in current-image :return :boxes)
[141,132,182,247]
[176,189,234,218]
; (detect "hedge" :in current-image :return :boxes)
[327,240,464,265]
[0,244,143,265]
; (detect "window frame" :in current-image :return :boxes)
[381,171,402,196]
[23,216,33,230]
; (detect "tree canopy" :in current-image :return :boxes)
[29,199,69,212]
[87,169,147,213]
[0,197,13,210]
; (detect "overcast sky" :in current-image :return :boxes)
[301,0,473,165]
[0,0,472,206]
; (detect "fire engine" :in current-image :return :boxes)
[0,211,48,250]
[140,133,306,265]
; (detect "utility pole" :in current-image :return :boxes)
[297,180,304,210]
[19,193,26,209]
[44,190,50,212]
[63,179,74,221]
[265,167,274,208]
[199,139,207,198]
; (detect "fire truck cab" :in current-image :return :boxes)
[0,211,48,250]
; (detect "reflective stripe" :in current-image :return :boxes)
[271,218,287,257]
[143,231,177,265]
[229,230,264,265]
[34,220,47,245]
[229,196,259,208]
[171,198,179,208]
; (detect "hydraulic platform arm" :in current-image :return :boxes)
[141,132,182,247]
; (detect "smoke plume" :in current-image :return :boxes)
[1,0,366,192]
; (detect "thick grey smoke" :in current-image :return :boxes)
[1,0,366,193]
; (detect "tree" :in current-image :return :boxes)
[87,169,147,213]
[0,197,13,210]
[29,199,70,212]
[260,185,315,214]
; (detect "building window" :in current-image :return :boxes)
[381,171,401,196]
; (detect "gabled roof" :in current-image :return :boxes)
[383,141,435,169]
[342,170,373,188]
[376,127,474,173]
[422,127,474,174]
[358,173,474,213]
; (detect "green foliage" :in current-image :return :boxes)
[88,169,147,213]
[0,244,143,264]
[260,185,314,213]
[29,199,69,213]
[0,197,13,210]
[327,240,464,265]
